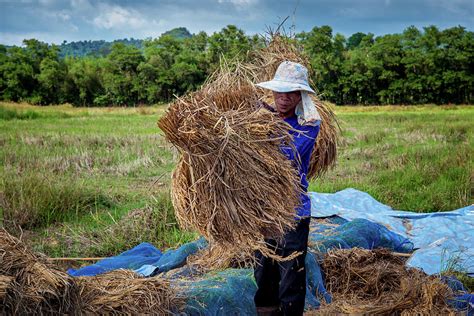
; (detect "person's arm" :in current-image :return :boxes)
[281,124,320,163]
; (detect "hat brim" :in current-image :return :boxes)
[255,80,315,94]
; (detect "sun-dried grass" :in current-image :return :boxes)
[76,269,183,314]
[0,229,183,315]
[313,248,456,315]
[0,228,80,314]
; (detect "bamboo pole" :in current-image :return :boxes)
[45,251,412,262]
[46,257,106,261]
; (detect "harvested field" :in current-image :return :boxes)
[1,103,471,258]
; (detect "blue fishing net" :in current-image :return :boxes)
[309,217,414,254]
[177,269,257,315]
[69,215,472,315]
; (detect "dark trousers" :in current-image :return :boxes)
[254,217,311,316]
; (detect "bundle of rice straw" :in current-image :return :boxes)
[0,229,183,315]
[0,229,80,314]
[159,34,339,264]
[244,34,340,179]
[159,62,302,261]
[313,248,455,315]
[76,269,183,314]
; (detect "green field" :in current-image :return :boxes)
[0,102,472,259]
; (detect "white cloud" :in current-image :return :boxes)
[217,0,258,6]
[92,4,147,30]
[47,11,71,21]
[0,31,71,46]
[70,0,92,11]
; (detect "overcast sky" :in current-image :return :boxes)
[1,0,473,46]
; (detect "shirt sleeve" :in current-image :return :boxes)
[281,124,320,163]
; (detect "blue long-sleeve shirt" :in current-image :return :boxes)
[280,115,320,218]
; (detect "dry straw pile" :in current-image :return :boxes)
[0,229,182,314]
[315,248,455,315]
[76,269,183,314]
[0,229,80,314]
[158,35,339,266]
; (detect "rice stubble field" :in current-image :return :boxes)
[0,102,472,266]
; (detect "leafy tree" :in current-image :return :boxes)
[101,43,144,105]
[1,25,472,106]
[298,26,346,103]
[208,25,252,67]
[37,57,68,104]
[347,32,367,50]
[0,46,35,101]
[66,57,105,106]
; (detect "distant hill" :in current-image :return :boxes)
[57,27,192,58]
[59,38,143,58]
[161,27,192,40]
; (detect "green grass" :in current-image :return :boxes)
[0,104,72,120]
[309,105,473,212]
[2,171,113,228]
[0,102,184,256]
[0,102,472,261]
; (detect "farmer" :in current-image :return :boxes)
[253,61,321,316]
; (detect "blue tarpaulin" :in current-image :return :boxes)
[310,188,474,276]
[69,189,473,315]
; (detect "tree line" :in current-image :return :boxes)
[0,25,472,106]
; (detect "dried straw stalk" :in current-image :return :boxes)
[186,242,255,271]
[0,275,14,300]
[314,248,455,315]
[76,269,183,314]
[0,228,80,314]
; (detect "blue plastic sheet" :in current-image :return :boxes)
[68,237,207,277]
[68,242,162,277]
[310,188,474,276]
[68,189,473,315]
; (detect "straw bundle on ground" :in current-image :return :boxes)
[76,269,183,314]
[0,229,183,315]
[313,248,455,315]
[0,228,80,314]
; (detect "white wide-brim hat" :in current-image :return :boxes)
[255,60,315,94]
